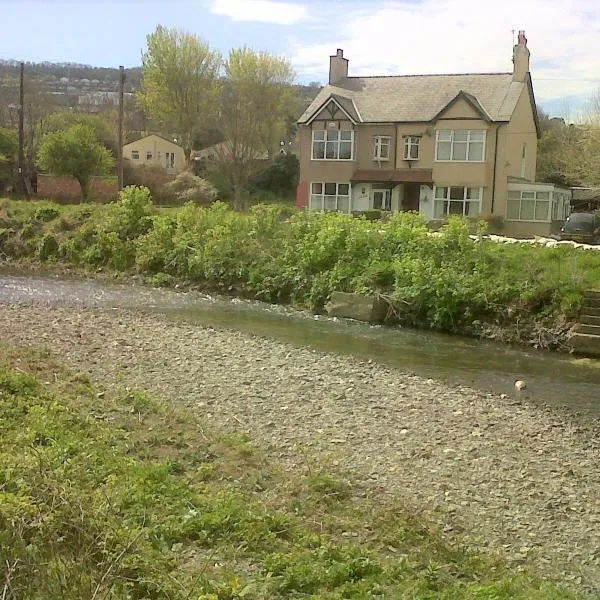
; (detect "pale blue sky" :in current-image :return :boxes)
[2,0,600,115]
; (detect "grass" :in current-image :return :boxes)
[0,342,584,599]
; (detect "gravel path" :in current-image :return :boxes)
[1,302,599,594]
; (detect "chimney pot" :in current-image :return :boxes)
[512,29,530,82]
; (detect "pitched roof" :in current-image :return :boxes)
[124,133,182,148]
[298,73,525,124]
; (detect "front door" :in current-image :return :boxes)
[403,183,420,211]
[372,189,392,211]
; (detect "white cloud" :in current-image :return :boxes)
[209,0,308,25]
[290,0,600,108]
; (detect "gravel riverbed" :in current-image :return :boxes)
[1,302,599,594]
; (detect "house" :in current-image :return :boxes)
[123,134,184,173]
[296,31,571,238]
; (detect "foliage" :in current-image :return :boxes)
[43,112,118,156]
[0,127,18,189]
[0,346,582,599]
[2,198,600,347]
[37,124,115,199]
[123,161,174,203]
[164,170,218,205]
[250,152,299,198]
[218,48,298,209]
[139,26,222,160]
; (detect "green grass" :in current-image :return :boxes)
[0,343,582,599]
[2,190,600,349]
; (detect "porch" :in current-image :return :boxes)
[349,168,433,215]
[503,179,572,238]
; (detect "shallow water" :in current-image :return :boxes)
[1,272,599,416]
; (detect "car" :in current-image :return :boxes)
[559,212,600,245]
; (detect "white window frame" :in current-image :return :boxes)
[373,136,391,161]
[310,182,352,213]
[403,136,421,160]
[506,190,552,223]
[433,186,483,218]
[311,129,355,161]
[131,150,139,160]
[435,130,486,162]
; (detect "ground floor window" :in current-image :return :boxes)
[310,182,351,212]
[506,190,551,222]
[433,186,482,218]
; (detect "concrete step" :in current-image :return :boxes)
[574,323,600,336]
[583,297,600,309]
[570,333,600,357]
[581,307,600,317]
[580,314,600,326]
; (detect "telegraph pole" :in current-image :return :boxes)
[117,65,125,190]
[18,61,29,198]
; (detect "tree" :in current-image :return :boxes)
[44,112,118,156]
[139,26,222,162]
[218,48,297,209]
[0,127,18,191]
[38,124,115,199]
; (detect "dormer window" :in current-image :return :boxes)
[373,136,391,161]
[404,136,420,160]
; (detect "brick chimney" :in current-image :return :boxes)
[329,49,348,85]
[512,30,530,82]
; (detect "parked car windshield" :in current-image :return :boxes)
[564,213,596,232]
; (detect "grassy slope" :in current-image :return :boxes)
[2,194,600,350]
[0,342,581,600]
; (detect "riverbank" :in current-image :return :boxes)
[2,190,600,350]
[1,301,598,596]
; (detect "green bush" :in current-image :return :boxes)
[37,233,59,261]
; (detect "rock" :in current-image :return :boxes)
[324,291,389,324]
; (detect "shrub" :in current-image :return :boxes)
[164,171,218,205]
[37,234,59,261]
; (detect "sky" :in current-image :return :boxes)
[2,0,600,116]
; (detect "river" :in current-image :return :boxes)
[1,272,598,416]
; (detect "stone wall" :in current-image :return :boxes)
[37,174,118,202]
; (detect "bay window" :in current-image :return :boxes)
[434,186,482,218]
[373,136,391,160]
[310,182,351,212]
[312,129,354,160]
[435,130,485,161]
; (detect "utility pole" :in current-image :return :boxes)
[117,65,125,191]
[18,61,29,198]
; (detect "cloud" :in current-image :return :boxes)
[209,0,308,25]
[290,0,600,107]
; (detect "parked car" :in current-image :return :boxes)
[559,212,600,244]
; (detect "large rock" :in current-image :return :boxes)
[325,291,389,324]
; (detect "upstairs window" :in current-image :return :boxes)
[403,136,420,160]
[312,129,354,160]
[373,136,391,160]
[131,150,139,160]
[435,130,485,161]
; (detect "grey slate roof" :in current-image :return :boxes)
[298,73,525,124]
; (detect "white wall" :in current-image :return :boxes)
[352,183,371,212]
